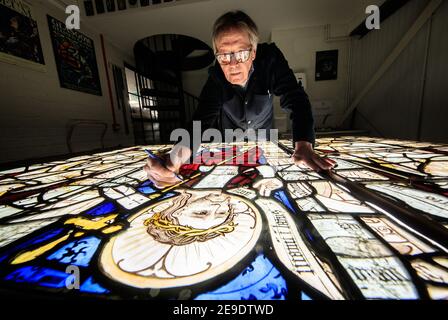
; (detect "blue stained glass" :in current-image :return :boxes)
[194,254,287,300]
[0,228,64,263]
[47,236,101,267]
[5,266,70,288]
[140,180,153,187]
[85,202,116,216]
[258,155,267,165]
[80,276,109,294]
[301,292,312,300]
[273,190,296,213]
[160,192,177,200]
[138,185,157,194]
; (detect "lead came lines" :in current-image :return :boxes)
[272,211,311,272]
[256,199,344,299]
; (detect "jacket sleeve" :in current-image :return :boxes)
[269,43,316,145]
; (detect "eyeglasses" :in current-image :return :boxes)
[215,47,252,65]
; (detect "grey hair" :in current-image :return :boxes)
[212,10,259,53]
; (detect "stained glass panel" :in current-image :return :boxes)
[0,137,447,300]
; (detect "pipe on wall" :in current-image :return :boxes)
[100,34,120,132]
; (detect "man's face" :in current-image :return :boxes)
[215,28,256,86]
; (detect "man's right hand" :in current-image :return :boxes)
[143,145,191,188]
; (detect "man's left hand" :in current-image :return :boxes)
[292,141,336,172]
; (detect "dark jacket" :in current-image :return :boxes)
[189,42,315,150]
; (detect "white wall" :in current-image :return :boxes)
[0,1,135,165]
[271,24,350,132]
[349,0,448,143]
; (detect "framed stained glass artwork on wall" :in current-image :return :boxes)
[0,137,447,300]
[47,15,102,96]
[0,0,45,72]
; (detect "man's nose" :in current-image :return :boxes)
[229,54,239,66]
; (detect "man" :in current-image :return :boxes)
[144,10,335,188]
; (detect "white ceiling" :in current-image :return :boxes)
[50,0,385,54]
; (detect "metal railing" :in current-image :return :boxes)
[66,119,108,153]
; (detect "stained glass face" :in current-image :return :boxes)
[0,137,447,300]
